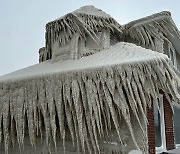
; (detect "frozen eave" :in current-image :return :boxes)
[121,11,180,55]
[123,11,172,28]
[0,42,168,82]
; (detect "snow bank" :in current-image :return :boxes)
[128,150,142,154]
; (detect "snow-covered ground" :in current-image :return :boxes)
[165,147,180,154]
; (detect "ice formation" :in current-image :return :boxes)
[45,5,121,59]
[1,4,180,154]
[43,6,180,66]
[0,42,180,153]
[122,11,180,54]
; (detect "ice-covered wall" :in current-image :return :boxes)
[39,47,50,63]
[45,6,121,61]
[51,32,79,61]
[51,28,111,61]
[80,28,110,58]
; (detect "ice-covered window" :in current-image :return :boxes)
[110,31,120,46]
[154,101,162,147]
[173,105,180,144]
[85,31,102,49]
[169,49,177,67]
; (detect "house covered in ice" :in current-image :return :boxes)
[1,5,180,154]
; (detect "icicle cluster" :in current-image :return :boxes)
[45,7,121,58]
[123,11,180,53]
[0,53,180,153]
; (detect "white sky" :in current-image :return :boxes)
[0,0,180,76]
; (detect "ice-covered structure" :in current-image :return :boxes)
[43,6,121,62]
[1,5,180,154]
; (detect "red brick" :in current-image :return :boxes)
[163,94,175,150]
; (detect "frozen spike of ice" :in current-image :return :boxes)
[2,92,10,153]
[96,82,109,137]
[115,82,140,149]
[10,117,16,148]
[45,78,57,148]
[87,79,102,138]
[71,79,86,152]
[102,83,123,144]
[63,83,75,146]
[86,79,101,153]
[69,95,80,153]
[81,86,97,153]
[77,79,93,154]
[92,82,104,138]
[58,84,65,144]
[131,79,147,134]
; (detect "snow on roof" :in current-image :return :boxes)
[73,5,111,18]
[0,42,168,82]
[50,5,112,23]
[123,11,171,28]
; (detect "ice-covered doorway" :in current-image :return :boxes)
[154,95,166,153]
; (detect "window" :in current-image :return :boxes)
[154,96,166,153]
[154,101,162,147]
[173,105,180,144]
[169,48,177,68]
[85,31,102,49]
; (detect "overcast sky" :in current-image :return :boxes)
[0,0,180,76]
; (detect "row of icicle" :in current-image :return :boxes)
[123,11,180,54]
[0,56,180,153]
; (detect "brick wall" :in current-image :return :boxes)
[163,94,175,150]
[147,94,175,153]
[147,102,156,154]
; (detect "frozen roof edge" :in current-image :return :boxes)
[123,11,172,28]
[0,42,168,83]
[122,11,180,56]
[46,5,116,26]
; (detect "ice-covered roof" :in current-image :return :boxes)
[54,5,112,21]
[122,11,180,54]
[50,5,112,23]
[123,11,171,28]
[0,42,168,82]
[73,5,111,18]
[45,5,121,56]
